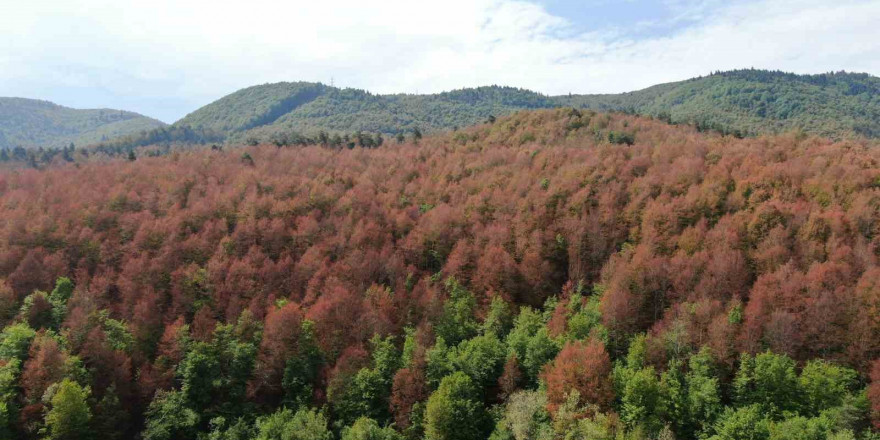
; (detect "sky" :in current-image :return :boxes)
[0,0,878,123]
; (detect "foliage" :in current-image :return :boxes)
[0,97,166,150]
[0,108,877,439]
[424,372,490,440]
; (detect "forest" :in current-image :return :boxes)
[0,98,166,150]
[0,108,878,440]
[91,70,879,156]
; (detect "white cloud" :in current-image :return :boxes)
[0,0,877,122]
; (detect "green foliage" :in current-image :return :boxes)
[0,97,166,150]
[505,308,559,387]
[206,417,255,440]
[734,352,801,416]
[143,390,200,440]
[685,347,724,436]
[96,70,880,155]
[281,320,322,409]
[254,407,332,440]
[482,295,513,338]
[178,322,258,420]
[561,69,880,139]
[0,358,20,437]
[43,379,92,440]
[709,404,771,440]
[490,390,552,440]
[619,366,665,435]
[424,372,490,440]
[341,417,405,440]
[0,322,36,360]
[330,336,401,427]
[798,360,858,416]
[434,278,478,345]
[449,333,506,392]
[48,277,75,326]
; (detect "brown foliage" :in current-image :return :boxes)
[542,339,614,415]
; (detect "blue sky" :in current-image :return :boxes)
[1,0,877,123]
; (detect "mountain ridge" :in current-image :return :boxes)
[171,69,878,145]
[0,97,167,150]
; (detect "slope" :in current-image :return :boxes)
[0,97,167,149]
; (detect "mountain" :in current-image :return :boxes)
[175,82,558,144]
[167,69,878,146]
[559,69,880,139]
[0,97,167,149]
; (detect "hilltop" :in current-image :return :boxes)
[167,69,878,146]
[0,97,167,150]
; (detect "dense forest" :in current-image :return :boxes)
[0,109,878,440]
[87,70,879,155]
[0,98,166,150]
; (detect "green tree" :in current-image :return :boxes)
[0,358,21,438]
[734,352,801,416]
[142,390,199,440]
[43,379,91,440]
[434,279,478,345]
[0,322,36,360]
[206,417,255,440]
[341,417,404,440]
[178,322,257,419]
[451,333,506,392]
[619,366,664,435]
[281,320,322,409]
[505,308,558,387]
[254,407,332,440]
[330,335,400,427]
[767,416,831,440]
[490,390,552,440]
[798,360,858,416]
[481,295,513,338]
[710,404,771,440]
[425,372,490,440]
[685,347,723,436]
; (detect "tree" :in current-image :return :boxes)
[142,390,199,440]
[434,279,478,346]
[341,417,404,440]
[710,404,771,440]
[451,333,506,393]
[798,360,857,416]
[491,390,552,440]
[734,352,801,417]
[0,322,36,360]
[424,372,490,440]
[542,339,613,415]
[178,322,257,419]
[506,308,558,387]
[685,347,723,437]
[254,407,332,440]
[43,379,91,440]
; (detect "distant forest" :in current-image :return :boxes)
[84,69,879,155]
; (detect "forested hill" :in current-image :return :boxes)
[0,98,167,149]
[560,70,880,139]
[164,69,878,146]
[0,109,879,440]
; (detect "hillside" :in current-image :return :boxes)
[0,97,167,149]
[560,70,880,138]
[1,109,879,439]
[165,69,879,147]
